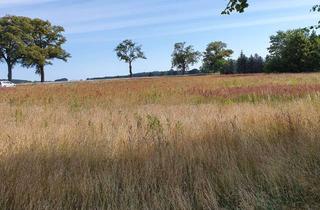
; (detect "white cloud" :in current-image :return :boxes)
[66,8,218,34]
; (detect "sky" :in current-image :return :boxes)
[0,0,319,81]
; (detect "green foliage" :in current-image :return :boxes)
[237,51,247,73]
[222,0,249,14]
[115,39,146,77]
[0,15,33,81]
[171,42,201,75]
[236,52,264,74]
[222,59,236,74]
[0,15,70,82]
[265,29,320,73]
[199,42,264,75]
[201,41,233,73]
[312,5,320,12]
[22,18,70,82]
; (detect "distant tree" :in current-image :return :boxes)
[201,41,233,73]
[245,54,264,73]
[252,54,264,73]
[22,18,70,82]
[237,51,248,73]
[264,55,282,73]
[235,52,264,74]
[55,78,68,82]
[189,68,200,74]
[246,55,255,73]
[0,15,32,81]
[115,39,146,77]
[265,29,320,72]
[222,59,236,74]
[307,31,320,70]
[171,42,201,75]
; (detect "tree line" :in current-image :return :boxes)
[115,28,320,76]
[0,15,70,82]
[1,14,320,82]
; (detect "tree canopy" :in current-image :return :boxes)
[201,41,233,73]
[22,18,70,82]
[237,51,248,73]
[235,52,264,74]
[0,15,69,82]
[0,15,33,81]
[115,39,146,77]
[171,42,201,75]
[265,29,320,72]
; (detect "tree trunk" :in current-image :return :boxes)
[40,65,45,83]
[182,63,186,75]
[129,62,133,77]
[7,64,12,81]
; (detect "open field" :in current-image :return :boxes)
[1,73,320,209]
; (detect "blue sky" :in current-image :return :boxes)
[0,0,319,81]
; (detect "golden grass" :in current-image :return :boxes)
[1,74,320,209]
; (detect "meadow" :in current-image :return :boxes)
[1,73,320,209]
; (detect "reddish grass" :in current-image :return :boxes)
[188,84,320,99]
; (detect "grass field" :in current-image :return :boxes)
[1,73,320,209]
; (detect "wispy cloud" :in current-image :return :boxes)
[11,0,212,24]
[68,0,319,35]
[1,0,317,32]
[168,14,318,36]
[1,0,318,39]
[248,0,318,12]
[66,8,218,34]
[0,0,56,7]
[70,14,318,43]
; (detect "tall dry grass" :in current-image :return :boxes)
[1,74,320,209]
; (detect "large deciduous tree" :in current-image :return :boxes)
[0,15,32,81]
[171,42,201,75]
[22,18,70,82]
[265,29,320,72]
[115,39,146,77]
[201,41,233,73]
